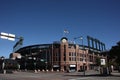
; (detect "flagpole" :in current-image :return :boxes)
[63,29,69,37]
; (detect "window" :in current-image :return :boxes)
[69,52,71,56]
[69,57,71,61]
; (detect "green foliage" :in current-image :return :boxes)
[95,57,101,66]
[4,59,19,70]
[109,41,120,66]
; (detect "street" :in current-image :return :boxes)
[0,70,120,80]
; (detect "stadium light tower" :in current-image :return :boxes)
[0,32,23,52]
[0,32,15,41]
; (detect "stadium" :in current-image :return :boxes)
[10,36,107,71]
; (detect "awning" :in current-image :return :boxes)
[70,65,76,67]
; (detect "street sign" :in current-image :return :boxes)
[100,59,106,65]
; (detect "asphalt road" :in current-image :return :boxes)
[0,70,120,80]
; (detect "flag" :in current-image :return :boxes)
[64,29,69,34]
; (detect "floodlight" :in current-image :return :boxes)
[8,37,15,41]
[0,32,15,41]
[1,32,8,36]
[8,33,15,38]
[0,32,8,39]
[0,35,8,39]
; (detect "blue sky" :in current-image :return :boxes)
[0,0,120,58]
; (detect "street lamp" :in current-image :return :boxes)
[79,36,86,76]
[45,49,48,71]
[74,36,85,72]
[79,36,83,49]
[33,57,37,73]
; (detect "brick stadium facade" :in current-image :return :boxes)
[10,37,107,71]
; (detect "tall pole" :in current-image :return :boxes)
[63,29,69,37]
[45,49,48,71]
[0,32,15,41]
[80,36,85,76]
[51,44,53,71]
[33,57,36,72]
[0,32,23,52]
[73,38,77,71]
[74,36,86,73]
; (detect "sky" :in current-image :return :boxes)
[0,0,120,58]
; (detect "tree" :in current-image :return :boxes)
[95,57,101,66]
[109,41,120,68]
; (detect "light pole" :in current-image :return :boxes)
[45,49,48,71]
[33,57,37,73]
[0,32,23,73]
[0,32,24,52]
[74,36,85,73]
[0,32,15,41]
[51,44,53,71]
[73,38,78,71]
[79,36,86,76]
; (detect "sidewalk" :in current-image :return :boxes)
[63,70,100,78]
[0,70,120,80]
[64,70,120,77]
[111,71,120,77]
